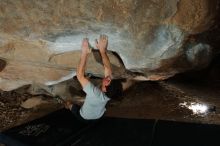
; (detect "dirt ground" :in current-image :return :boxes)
[1,78,220,132]
[0,91,62,132]
[106,80,220,122]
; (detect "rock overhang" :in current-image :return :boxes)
[0,0,219,91]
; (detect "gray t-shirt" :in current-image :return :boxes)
[79,82,110,120]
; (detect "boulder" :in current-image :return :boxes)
[0,0,219,91]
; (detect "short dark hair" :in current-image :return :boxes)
[105,79,123,99]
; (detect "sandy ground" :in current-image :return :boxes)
[0,79,220,132]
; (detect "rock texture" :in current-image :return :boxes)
[0,0,219,91]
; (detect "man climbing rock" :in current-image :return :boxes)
[65,34,123,122]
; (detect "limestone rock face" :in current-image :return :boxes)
[0,0,219,91]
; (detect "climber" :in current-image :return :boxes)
[65,34,123,122]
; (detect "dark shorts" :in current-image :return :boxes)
[71,104,99,124]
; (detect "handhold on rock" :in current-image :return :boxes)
[0,59,6,72]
